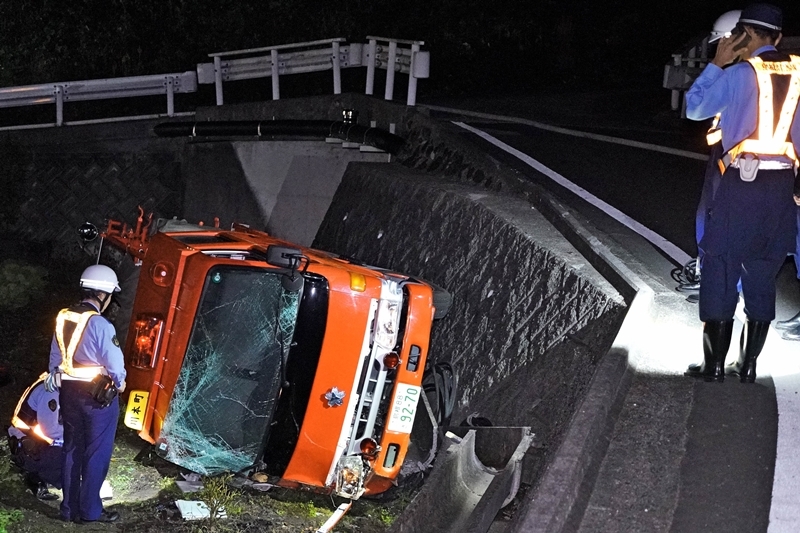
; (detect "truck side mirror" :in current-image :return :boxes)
[267,245,302,269]
[78,222,99,242]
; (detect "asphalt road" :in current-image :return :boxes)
[422,94,799,533]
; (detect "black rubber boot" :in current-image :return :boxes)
[685,320,734,382]
[25,473,56,500]
[726,319,770,383]
[775,309,800,331]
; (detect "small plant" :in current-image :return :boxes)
[378,506,395,526]
[197,474,241,521]
[0,508,23,533]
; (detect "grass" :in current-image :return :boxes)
[0,508,22,533]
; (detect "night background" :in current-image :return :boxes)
[1,0,797,97]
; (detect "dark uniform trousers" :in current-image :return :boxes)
[11,438,63,488]
[60,380,119,522]
[699,166,797,322]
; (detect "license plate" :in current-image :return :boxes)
[124,390,149,431]
[387,384,422,434]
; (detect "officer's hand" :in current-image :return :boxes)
[118,380,126,393]
[713,32,749,68]
[44,371,59,393]
[794,195,800,206]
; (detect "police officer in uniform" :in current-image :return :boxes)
[684,3,800,383]
[46,264,126,523]
[7,374,63,500]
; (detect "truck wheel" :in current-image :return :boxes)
[429,283,452,320]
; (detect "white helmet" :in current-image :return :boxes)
[80,264,121,293]
[709,10,743,43]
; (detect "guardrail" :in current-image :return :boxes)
[200,37,429,107]
[364,36,428,106]
[0,72,197,127]
[0,37,429,130]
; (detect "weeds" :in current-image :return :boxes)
[0,508,22,533]
[196,474,242,521]
[378,506,395,526]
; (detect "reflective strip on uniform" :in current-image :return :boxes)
[55,309,102,378]
[726,55,800,166]
[707,113,722,145]
[11,372,54,445]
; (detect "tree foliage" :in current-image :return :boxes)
[0,0,793,94]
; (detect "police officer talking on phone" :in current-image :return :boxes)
[684,3,800,383]
[45,264,126,523]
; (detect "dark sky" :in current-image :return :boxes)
[0,1,797,94]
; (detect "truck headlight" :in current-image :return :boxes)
[335,455,366,499]
[373,300,400,349]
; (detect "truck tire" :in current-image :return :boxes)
[429,283,452,320]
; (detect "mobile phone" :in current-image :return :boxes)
[730,24,752,51]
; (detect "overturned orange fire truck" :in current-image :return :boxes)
[98,212,447,499]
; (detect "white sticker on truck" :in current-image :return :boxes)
[387,384,422,434]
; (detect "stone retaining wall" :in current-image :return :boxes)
[314,163,626,448]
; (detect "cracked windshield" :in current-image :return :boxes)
[158,266,300,475]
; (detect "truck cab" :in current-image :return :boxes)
[104,215,439,499]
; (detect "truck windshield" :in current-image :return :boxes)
[157,265,300,475]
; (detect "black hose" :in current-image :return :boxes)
[153,120,406,154]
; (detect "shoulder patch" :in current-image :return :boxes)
[112,335,120,347]
[48,399,57,412]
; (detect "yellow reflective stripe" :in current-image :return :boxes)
[733,139,796,159]
[727,56,800,166]
[773,58,800,145]
[707,114,722,145]
[751,59,775,143]
[11,372,55,445]
[67,366,104,379]
[55,309,98,376]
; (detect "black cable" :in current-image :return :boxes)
[672,258,701,291]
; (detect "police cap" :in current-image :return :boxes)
[739,3,783,31]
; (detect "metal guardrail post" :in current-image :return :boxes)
[407,43,420,106]
[214,56,224,106]
[166,77,175,116]
[366,39,377,96]
[55,85,64,126]
[670,54,681,111]
[332,41,341,94]
[271,49,280,100]
[384,40,397,101]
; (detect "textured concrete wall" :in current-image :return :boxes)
[14,152,181,260]
[314,164,627,448]
[182,140,389,246]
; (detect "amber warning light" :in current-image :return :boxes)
[130,315,164,369]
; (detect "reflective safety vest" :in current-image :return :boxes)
[11,372,54,445]
[724,55,800,168]
[55,307,103,379]
[707,114,722,146]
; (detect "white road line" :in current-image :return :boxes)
[754,332,800,533]
[453,121,693,266]
[427,105,708,161]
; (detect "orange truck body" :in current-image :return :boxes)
[107,217,435,498]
